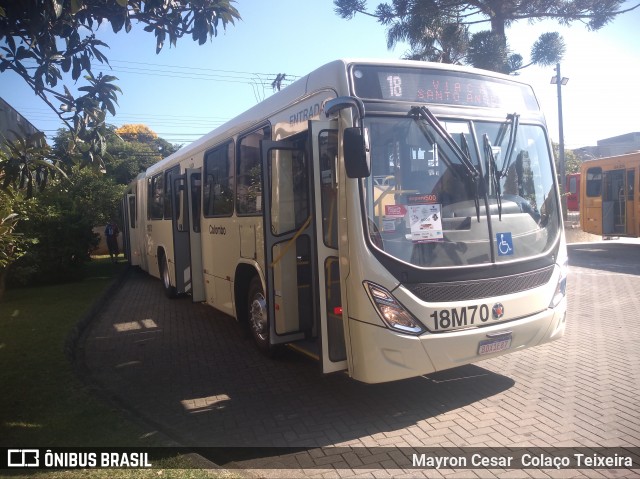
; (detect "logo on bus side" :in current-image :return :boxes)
[209,225,226,235]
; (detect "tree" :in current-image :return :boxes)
[553,143,582,175]
[3,126,179,290]
[115,124,158,143]
[334,0,639,73]
[108,125,179,184]
[52,124,179,185]
[0,0,240,172]
[7,166,124,287]
[0,130,66,198]
[0,187,36,298]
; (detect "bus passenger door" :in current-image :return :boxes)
[310,120,348,374]
[171,174,191,294]
[186,168,205,302]
[602,169,626,235]
[124,193,140,266]
[626,168,635,237]
[261,140,314,345]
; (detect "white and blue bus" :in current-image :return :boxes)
[122,59,567,383]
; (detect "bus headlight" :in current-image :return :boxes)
[549,258,568,308]
[364,282,426,335]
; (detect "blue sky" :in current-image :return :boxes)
[1,0,639,149]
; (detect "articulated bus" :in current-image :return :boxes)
[122,59,567,384]
[580,151,640,237]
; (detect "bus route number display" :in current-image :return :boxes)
[352,65,538,111]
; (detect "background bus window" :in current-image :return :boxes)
[586,167,602,197]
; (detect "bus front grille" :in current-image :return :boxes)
[403,265,555,302]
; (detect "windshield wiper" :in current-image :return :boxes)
[460,133,481,223]
[498,113,520,179]
[410,106,482,222]
[483,134,503,221]
[410,106,480,179]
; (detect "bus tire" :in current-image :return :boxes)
[247,275,277,356]
[160,252,177,299]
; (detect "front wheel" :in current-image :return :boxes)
[160,253,177,298]
[247,276,278,356]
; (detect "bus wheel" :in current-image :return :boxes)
[160,253,177,298]
[247,276,273,355]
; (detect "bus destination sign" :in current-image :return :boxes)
[351,65,538,111]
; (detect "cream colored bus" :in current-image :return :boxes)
[122,59,567,384]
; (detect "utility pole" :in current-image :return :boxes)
[551,63,569,217]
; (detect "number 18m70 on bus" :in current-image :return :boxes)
[122,59,568,384]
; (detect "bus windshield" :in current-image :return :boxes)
[363,114,559,267]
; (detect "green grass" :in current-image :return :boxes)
[0,258,236,478]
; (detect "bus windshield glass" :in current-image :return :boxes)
[363,115,559,267]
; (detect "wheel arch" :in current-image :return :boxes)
[234,262,263,326]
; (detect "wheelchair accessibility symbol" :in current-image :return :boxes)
[496,232,514,256]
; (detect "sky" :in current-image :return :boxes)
[1,0,639,150]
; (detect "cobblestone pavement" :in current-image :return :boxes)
[81,241,640,478]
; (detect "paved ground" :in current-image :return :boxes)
[80,240,640,478]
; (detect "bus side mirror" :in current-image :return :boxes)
[344,127,371,178]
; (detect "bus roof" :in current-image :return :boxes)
[144,58,538,178]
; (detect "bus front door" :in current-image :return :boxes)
[262,140,315,346]
[310,120,348,374]
[261,121,348,374]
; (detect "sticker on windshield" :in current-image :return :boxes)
[496,232,514,256]
[408,204,443,243]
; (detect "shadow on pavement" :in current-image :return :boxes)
[568,241,640,275]
[81,268,515,459]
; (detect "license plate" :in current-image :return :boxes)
[478,335,512,355]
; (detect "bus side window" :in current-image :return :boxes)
[128,196,136,228]
[586,167,602,197]
[148,173,164,220]
[191,174,201,233]
[204,141,234,217]
[237,125,271,215]
[164,165,180,220]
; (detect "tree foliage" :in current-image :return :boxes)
[0,130,67,198]
[0,0,240,170]
[0,0,237,291]
[7,159,123,287]
[115,124,158,143]
[0,187,36,298]
[553,143,582,176]
[334,0,639,73]
[3,126,177,288]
